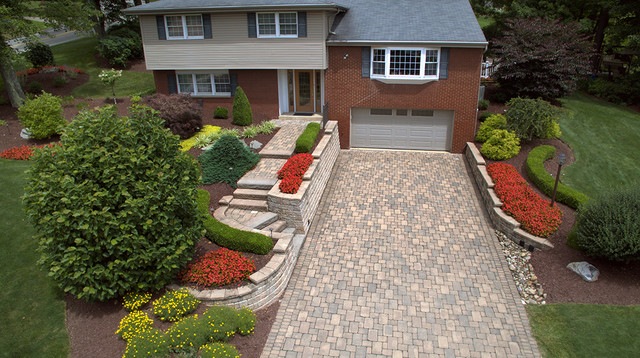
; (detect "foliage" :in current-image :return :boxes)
[525,145,589,209]
[241,125,260,138]
[277,153,314,194]
[198,135,260,187]
[166,315,210,351]
[573,187,640,262]
[24,42,55,68]
[258,121,277,134]
[478,99,490,110]
[116,311,154,341]
[53,76,67,87]
[98,68,122,104]
[232,86,252,126]
[202,306,256,342]
[17,91,66,139]
[180,125,221,151]
[27,81,43,93]
[105,26,143,58]
[122,328,169,358]
[213,106,228,119]
[0,143,59,161]
[202,218,274,255]
[97,36,137,67]
[488,162,562,237]
[22,105,203,302]
[200,343,240,358]
[475,114,507,142]
[480,130,520,160]
[478,111,495,122]
[142,93,202,139]
[504,97,563,141]
[122,292,152,312]
[295,122,321,153]
[493,17,592,100]
[180,248,255,287]
[61,95,74,106]
[152,288,200,322]
[587,75,640,106]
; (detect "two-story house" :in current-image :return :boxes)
[125,0,487,153]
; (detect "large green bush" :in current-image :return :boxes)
[295,122,322,153]
[480,129,520,160]
[475,114,507,142]
[23,105,203,302]
[17,91,66,139]
[504,97,563,141]
[24,42,55,68]
[525,145,589,209]
[573,187,640,262]
[232,86,252,126]
[198,135,260,187]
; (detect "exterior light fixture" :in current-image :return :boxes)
[550,153,566,207]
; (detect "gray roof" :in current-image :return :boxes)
[124,0,346,14]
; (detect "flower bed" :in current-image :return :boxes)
[277,153,314,194]
[180,248,255,287]
[17,66,84,76]
[487,162,562,237]
[0,143,60,160]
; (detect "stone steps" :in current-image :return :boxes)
[233,188,270,200]
[244,212,279,230]
[228,198,268,211]
[236,178,277,190]
[263,220,287,233]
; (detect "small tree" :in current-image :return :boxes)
[504,97,563,141]
[98,68,122,104]
[493,17,592,100]
[232,87,252,126]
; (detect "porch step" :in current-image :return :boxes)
[263,220,287,233]
[228,198,268,211]
[236,178,277,190]
[282,227,297,234]
[259,149,292,159]
[244,212,279,230]
[233,188,270,200]
[278,114,323,122]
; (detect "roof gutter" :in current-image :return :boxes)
[124,4,348,15]
[327,40,489,49]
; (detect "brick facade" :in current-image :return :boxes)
[324,46,483,153]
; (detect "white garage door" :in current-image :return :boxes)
[351,108,454,151]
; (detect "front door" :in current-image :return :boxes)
[295,70,314,112]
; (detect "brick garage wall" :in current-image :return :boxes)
[152,69,280,123]
[324,46,483,153]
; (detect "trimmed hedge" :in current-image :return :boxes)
[525,145,589,209]
[295,122,321,153]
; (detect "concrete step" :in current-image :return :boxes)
[263,220,287,233]
[233,188,269,200]
[259,149,292,159]
[228,198,268,211]
[236,178,277,190]
[282,227,296,234]
[244,212,278,230]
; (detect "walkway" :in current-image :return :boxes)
[263,150,540,357]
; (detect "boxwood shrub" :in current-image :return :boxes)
[475,114,507,143]
[214,106,229,119]
[295,122,321,153]
[17,91,66,139]
[480,129,520,160]
[525,145,589,209]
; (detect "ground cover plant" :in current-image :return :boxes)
[152,288,200,322]
[180,125,221,152]
[122,292,152,312]
[295,122,321,153]
[198,135,260,187]
[488,162,562,237]
[181,248,256,287]
[277,153,314,194]
[0,143,59,160]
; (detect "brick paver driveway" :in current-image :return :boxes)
[263,150,540,357]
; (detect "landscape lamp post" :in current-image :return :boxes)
[550,153,566,207]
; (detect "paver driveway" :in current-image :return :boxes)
[263,150,540,357]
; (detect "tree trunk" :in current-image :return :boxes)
[0,45,26,108]
[591,8,610,73]
[91,0,106,38]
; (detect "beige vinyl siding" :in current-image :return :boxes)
[141,12,327,70]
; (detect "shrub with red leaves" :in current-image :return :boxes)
[0,143,60,160]
[277,153,313,194]
[487,162,562,237]
[141,93,202,139]
[180,248,255,287]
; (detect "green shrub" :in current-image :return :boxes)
[232,87,252,126]
[23,105,203,302]
[236,308,257,336]
[53,76,67,87]
[152,288,200,322]
[97,36,136,67]
[142,93,203,139]
[504,97,563,141]
[214,106,229,119]
[200,343,240,358]
[198,135,260,187]
[27,81,43,93]
[525,145,589,209]
[130,95,142,104]
[202,306,239,342]
[105,27,143,58]
[573,187,640,262]
[122,328,169,358]
[241,125,260,138]
[61,95,74,106]
[479,111,495,122]
[295,122,321,153]
[478,99,490,110]
[166,315,209,351]
[258,121,277,134]
[203,217,273,255]
[196,189,211,215]
[17,91,66,139]
[76,101,89,111]
[480,129,520,160]
[24,42,55,67]
[587,78,626,104]
[475,114,506,142]
[115,310,154,341]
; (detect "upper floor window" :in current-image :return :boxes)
[371,48,440,79]
[257,12,298,38]
[176,71,231,96]
[165,15,204,39]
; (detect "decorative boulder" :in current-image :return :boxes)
[566,261,600,282]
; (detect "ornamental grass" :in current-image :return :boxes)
[180,248,255,287]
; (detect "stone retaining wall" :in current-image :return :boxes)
[465,142,553,250]
[267,121,340,233]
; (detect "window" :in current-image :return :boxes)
[176,72,231,96]
[257,12,298,37]
[370,108,392,115]
[165,15,204,39]
[411,109,434,116]
[371,48,440,79]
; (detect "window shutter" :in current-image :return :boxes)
[156,16,166,40]
[298,12,307,37]
[361,46,371,78]
[167,73,177,94]
[439,47,450,79]
[203,14,212,39]
[247,12,257,38]
[230,74,239,96]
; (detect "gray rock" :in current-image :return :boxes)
[249,140,263,149]
[567,261,600,282]
[20,128,32,139]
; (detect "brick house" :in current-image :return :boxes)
[125,0,487,153]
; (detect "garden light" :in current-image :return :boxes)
[550,153,566,207]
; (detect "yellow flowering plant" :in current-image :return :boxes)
[200,342,240,358]
[122,292,152,312]
[116,310,154,341]
[152,288,200,322]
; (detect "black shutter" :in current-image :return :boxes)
[439,47,450,79]
[361,46,371,78]
[298,12,307,37]
[203,14,212,39]
[156,16,166,40]
[167,73,177,94]
[247,12,257,38]
[230,73,239,96]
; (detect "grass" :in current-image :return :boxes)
[0,159,69,357]
[527,303,640,358]
[558,92,640,198]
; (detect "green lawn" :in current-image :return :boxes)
[0,159,69,358]
[558,92,640,198]
[527,303,640,358]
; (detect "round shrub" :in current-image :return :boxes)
[23,105,203,302]
[198,135,260,187]
[479,111,495,122]
[200,343,240,358]
[478,99,490,110]
[17,91,66,139]
[24,42,55,67]
[142,93,202,139]
[122,328,169,358]
[97,36,136,67]
[105,27,143,58]
[480,129,520,160]
[574,187,640,262]
[475,114,507,142]
[27,80,43,93]
[505,97,563,141]
[166,315,209,351]
[214,106,229,119]
[232,86,252,126]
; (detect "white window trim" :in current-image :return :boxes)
[165,15,204,40]
[256,12,298,38]
[176,71,231,97]
[370,47,440,80]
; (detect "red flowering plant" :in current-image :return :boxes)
[0,143,60,160]
[277,153,313,194]
[180,248,255,287]
[16,66,85,76]
[487,162,562,237]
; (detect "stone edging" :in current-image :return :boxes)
[464,142,553,250]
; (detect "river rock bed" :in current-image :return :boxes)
[495,231,546,305]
